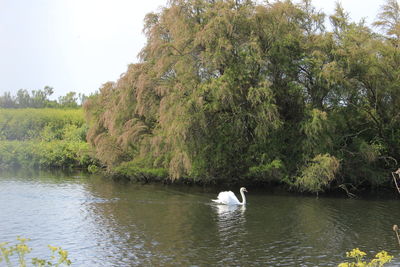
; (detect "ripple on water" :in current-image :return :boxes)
[1,175,400,266]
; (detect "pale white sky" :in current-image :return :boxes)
[0,0,384,98]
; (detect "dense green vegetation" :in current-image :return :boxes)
[0,109,96,170]
[0,109,85,140]
[84,0,400,192]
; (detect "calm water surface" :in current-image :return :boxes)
[0,170,399,266]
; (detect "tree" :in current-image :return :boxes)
[374,0,400,38]
[58,92,79,108]
[84,0,400,190]
[0,92,16,108]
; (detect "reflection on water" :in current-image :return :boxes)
[213,204,247,266]
[215,203,246,216]
[0,169,400,266]
[214,204,246,242]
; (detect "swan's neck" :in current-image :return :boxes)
[240,190,246,205]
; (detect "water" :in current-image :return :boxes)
[0,169,399,266]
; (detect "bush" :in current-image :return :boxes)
[0,140,95,169]
[247,159,285,183]
[295,154,340,193]
[0,108,85,141]
[0,108,97,170]
[114,161,168,182]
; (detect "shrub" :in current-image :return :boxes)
[295,154,340,193]
[0,108,96,170]
[247,159,285,183]
[114,161,168,182]
[0,140,94,169]
[0,108,85,141]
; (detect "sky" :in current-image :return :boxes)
[0,0,385,99]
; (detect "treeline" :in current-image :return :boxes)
[0,86,87,109]
[84,0,400,192]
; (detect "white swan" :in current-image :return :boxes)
[212,187,248,205]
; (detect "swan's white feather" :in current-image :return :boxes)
[212,191,241,205]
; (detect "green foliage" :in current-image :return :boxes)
[296,154,340,193]
[58,92,79,109]
[338,248,393,267]
[114,161,168,182]
[302,109,333,156]
[0,140,94,169]
[62,124,87,142]
[0,109,85,141]
[247,159,286,183]
[87,164,99,173]
[83,0,400,190]
[0,108,96,170]
[373,0,400,38]
[0,237,71,267]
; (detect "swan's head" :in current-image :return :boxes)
[240,187,248,193]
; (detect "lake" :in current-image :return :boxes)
[0,169,399,266]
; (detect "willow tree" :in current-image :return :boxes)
[86,0,283,181]
[85,0,400,191]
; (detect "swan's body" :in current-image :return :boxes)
[212,187,247,205]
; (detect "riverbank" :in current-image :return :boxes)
[0,108,396,196]
[108,161,399,198]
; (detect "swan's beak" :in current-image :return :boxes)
[244,188,248,192]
